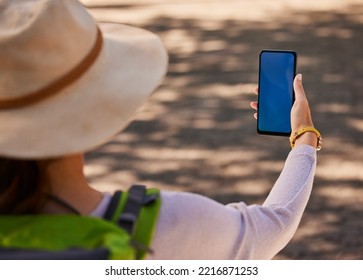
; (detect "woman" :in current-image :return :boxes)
[0,0,320,259]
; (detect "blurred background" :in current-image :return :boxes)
[81,0,363,259]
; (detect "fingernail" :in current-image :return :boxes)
[297,74,302,81]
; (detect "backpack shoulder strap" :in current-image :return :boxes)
[103,190,122,221]
[103,185,161,259]
[118,184,147,235]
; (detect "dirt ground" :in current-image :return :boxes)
[81,0,363,259]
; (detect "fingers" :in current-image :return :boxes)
[250,101,258,110]
[293,74,307,101]
[250,102,258,119]
[251,87,258,119]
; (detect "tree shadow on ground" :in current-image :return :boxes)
[85,4,363,259]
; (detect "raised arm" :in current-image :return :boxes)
[149,75,318,259]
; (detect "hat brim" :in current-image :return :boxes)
[0,23,168,159]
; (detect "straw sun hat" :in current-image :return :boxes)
[0,0,168,159]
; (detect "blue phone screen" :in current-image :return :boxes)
[258,51,296,136]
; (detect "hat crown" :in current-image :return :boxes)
[0,0,98,99]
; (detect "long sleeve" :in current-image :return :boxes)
[148,145,317,259]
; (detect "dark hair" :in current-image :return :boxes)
[0,158,45,214]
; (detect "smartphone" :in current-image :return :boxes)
[257,50,297,136]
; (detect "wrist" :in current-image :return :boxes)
[294,132,318,149]
[290,127,322,151]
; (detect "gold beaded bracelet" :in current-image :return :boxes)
[290,127,322,151]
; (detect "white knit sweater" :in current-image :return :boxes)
[91,145,317,259]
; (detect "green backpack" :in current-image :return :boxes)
[0,185,161,260]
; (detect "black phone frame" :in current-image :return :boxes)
[257,49,297,137]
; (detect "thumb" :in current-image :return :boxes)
[294,73,307,101]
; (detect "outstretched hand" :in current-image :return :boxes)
[250,74,318,149]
